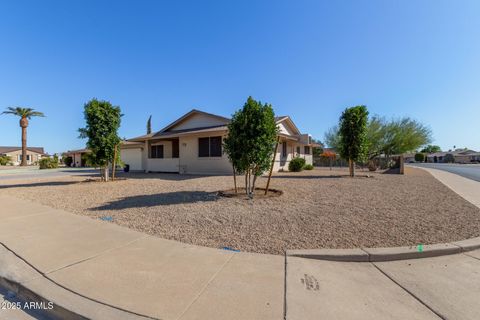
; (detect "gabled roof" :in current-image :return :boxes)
[126,109,308,142]
[156,109,230,134]
[0,146,45,154]
[275,116,301,135]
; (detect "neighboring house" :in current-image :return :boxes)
[425,149,479,163]
[0,146,46,165]
[121,109,317,174]
[63,148,91,167]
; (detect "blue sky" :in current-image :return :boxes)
[1,1,479,154]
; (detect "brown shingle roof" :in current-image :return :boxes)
[0,146,45,154]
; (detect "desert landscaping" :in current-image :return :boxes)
[1,166,479,254]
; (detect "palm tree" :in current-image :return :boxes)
[2,107,45,166]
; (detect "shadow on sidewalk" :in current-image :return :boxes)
[90,191,218,210]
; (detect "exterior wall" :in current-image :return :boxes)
[178,131,232,175]
[4,150,43,165]
[168,114,227,132]
[146,158,179,172]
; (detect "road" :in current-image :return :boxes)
[0,167,99,181]
[409,163,480,182]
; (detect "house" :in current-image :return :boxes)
[0,146,46,165]
[425,149,480,163]
[121,109,316,174]
[63,148,91,167]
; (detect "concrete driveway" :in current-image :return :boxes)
[410,163,480,182]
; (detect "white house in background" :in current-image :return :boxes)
[120,109,317,174]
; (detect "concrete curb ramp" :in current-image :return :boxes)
[286,237,480,262]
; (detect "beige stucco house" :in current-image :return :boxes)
[121,109,316,174]
[63,148,91,167]
[0,146,46,165]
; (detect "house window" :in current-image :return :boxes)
[198,136,222,157]
[282,142,287,157]
[150,145,164,158]
[26,155,30,161]
[304,146,311,155]
[296,146,301,154]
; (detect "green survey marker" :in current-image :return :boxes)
[417,244,423,252]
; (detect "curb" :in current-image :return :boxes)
[286,237,480,262]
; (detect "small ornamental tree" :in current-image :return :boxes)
[223,97,278,198]
[414,153,425,162]
[79,99,122,181]
[338,105,369,177]
[321,150,336,170]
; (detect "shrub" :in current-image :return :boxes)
[63,156,73,167]
[444,153,455,163]
[303,164,314,170]
[367,160,377,171]
[414,153,425,162]
[0,155,11,166]
[289,157,306,172]
[39,157,59,169]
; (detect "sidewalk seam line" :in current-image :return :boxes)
[176,252,236,320]
[0,241,159,320]
[371,262,446,320]
[463,252,480,261]
[45,234,150,275]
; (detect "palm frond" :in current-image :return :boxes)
[1,107,45,118]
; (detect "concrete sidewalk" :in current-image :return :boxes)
[411,166,480,208]
[0,194,284,320]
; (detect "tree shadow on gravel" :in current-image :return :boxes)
[115,172,219,181]
[270,175,344,179]
[90,191,218,211]
[0,181,79,189]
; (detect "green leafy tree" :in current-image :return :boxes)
[414,153,425,162]
[2,107,45,166]
[311,139,324,157]
[338,105,369,177]
[223,97,278,198]
[421,145,441,153]
[324,126,340,150]
[78,99,122,181]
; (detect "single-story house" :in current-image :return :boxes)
[63,148,91,167]
[426,149,480,164]
[0,146,46,165]
[121,109,317,174]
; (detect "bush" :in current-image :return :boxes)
[303,164,314,170]
[39,157,59,169]
[444,153,455,163]
[63,156,73,167]
[289,157,306,172]
[0,155,11,166]
[414,153,425,162]
[367,160,377,171]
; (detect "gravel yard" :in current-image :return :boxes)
[1,167,479,254]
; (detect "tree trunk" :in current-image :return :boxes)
[232,165,237,193]
[111,144,118,181]
[349,159,355,177]
[20,122,27,166]
[104,166,109,182]
[265,137,280,195]
[245,172,248,195]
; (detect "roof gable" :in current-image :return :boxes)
[0,146,45,154]
[276,116,301,136]
[155,109,230,135]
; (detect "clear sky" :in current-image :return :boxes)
[1,1,479,154]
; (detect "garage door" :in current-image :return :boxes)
[121,148,143,171]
